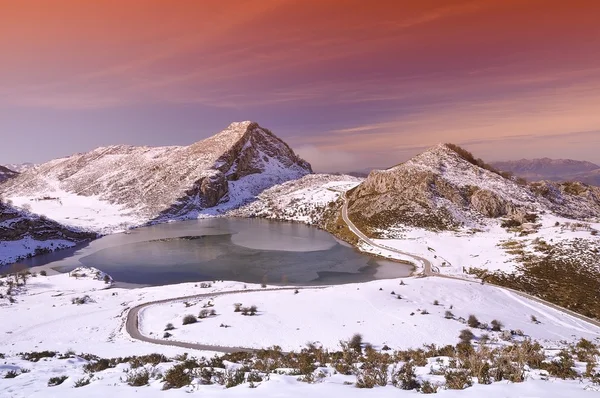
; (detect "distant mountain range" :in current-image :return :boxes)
[492,158,600,186]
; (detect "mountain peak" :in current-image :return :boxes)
[1,122,311,231]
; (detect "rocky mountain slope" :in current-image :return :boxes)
[0,165,18,183]
[1,122,311,231]
[229,174,361,225]
[493,158,600,186]
[344,144,600,234]
[2,163,36,173]
[0,201,96,265]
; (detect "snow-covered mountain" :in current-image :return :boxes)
[1,122,312,232]
[0,165,18,183]
[492,158,600,186]
[1,162,36,173]
[0,201,96,265]
[344,144,600,233]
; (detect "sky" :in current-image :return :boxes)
[1,0,600,172]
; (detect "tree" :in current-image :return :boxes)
[467,315,480,328]
[459,329,475,343]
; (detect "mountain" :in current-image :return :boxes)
[0,122,311,232]
[0,201,96,265]
[2,163,36,173]
[0,165,18,183]
[343,144,600,234]
[492,158,600,186]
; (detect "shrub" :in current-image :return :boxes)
[459,329,475,344]
[199,309,210,319]
[444,369,472,390]
[125,368,151,386]
[74,377,91,388]
[444,310,454,319]
[71,295,94,305]
[530,315,539,324]
[48,375,68,386]
[234,303,243,312]
[433,300,440,306]
[491,319,503,331]
[4,370,18,379]
[164,332,172,338]
[164,323,175,331]
[163,364,192,390]
[224,368,246,388]
[182,315,197,325]
[348,333,363,353]
[21,351,57,362]
[392,361,420,390]
[420,380,439,393]
[467,315,480,328]
[541,349,577,379]
[83,358,115,373]
[40,270,47,276]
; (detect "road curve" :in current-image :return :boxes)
[126,287,323,353]
[125,196,599,351]
[340,193,600,330]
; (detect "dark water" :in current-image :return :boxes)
[20,218,412,286]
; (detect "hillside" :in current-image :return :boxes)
[1,122,311,233]
[493,158,600,186]
[343,144,600,235]
[1,163,36,173]
[0,165,18,183]
[0,201,96,265]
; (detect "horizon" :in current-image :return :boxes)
[2,1,600,170]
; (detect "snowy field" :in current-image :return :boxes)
[2,271,598,357]
[9,191,142,234]
[1,271,600,397]
[364,214,600,277]
[138,277,600,351]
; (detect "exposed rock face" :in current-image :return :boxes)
[470,189,516,218]
[345,145,600,234]
[1,122,312,225]
[529,180,600,219]
[345,144,539,232]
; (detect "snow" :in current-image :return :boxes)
[0,237,75,265]
[1,273,599,397]
[9,190,142,234]
[365,213,600,277]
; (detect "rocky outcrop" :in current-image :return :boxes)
[1,122,312,226]
[345,144,539,232]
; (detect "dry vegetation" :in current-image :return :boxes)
[472,239,600,320]
[5,337,599,392]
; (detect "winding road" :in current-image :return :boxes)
[124,193,600,351]
[340,193,600,329]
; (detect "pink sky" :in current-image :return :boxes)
[1,0,599,170]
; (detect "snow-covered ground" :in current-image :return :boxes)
[1,271,599,397]
[9,191,142,235]
[0,236,76,266]
[363,214,600,277]
[138,277,600,352]
[2,271,598,357]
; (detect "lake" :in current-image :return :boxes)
[20,218,412,286]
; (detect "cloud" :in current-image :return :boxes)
[294,145,360,173]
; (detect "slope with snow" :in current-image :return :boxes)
[0,165,18,183]
[0,202,96,265]
[1,122,312,233]
[493,158,600,186]
[229,174,362,225]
